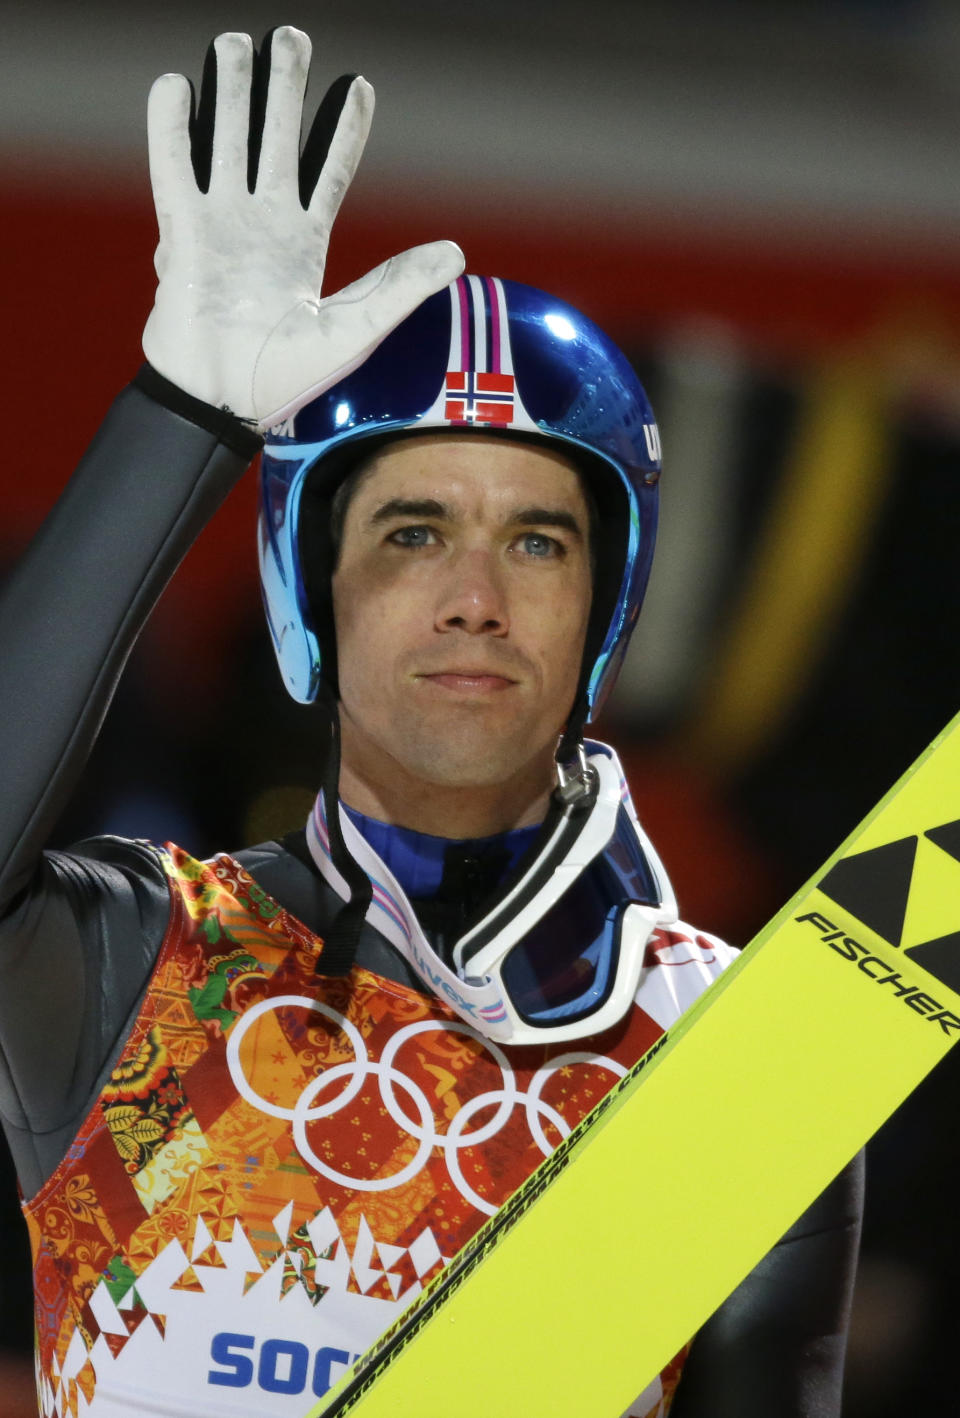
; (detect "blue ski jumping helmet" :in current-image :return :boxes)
[259,274,661,725]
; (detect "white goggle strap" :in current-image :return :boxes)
[459,750,624,980]
[304,743,679,1044]
[461,747,680,1042]
[305,797,515,1037]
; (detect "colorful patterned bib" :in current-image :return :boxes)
[24,844,733,1417]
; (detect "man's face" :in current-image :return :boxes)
[331,432,592,799]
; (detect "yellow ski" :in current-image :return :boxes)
[307,711,960,1418]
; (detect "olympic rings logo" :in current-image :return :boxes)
[225,995,625,1216]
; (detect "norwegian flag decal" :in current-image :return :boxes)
[444,370,516,426]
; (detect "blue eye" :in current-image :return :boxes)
[520,533,558,558]
[390,526,435,548]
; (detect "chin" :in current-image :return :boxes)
[394,724,552,791]
[402,746,522,789]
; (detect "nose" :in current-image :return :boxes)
[435,548,509,636]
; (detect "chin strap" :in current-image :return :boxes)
[313,689,372,977]
[555,698,596,807]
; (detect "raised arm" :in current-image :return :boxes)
[0,27,463,1196]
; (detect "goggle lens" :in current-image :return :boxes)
[499,806,658,1027]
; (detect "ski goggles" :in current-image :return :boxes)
[308,743,677,1045]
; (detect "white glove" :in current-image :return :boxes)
[143,27,464,430]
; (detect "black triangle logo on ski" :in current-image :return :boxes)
[903,930,960,993]
[818,836,917,946]
[925,819,960,865]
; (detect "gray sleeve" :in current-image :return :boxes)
[0,839,173,1197]
[0,370,261,1196]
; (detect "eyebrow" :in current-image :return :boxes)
[367,498,585,538]
[510,506,584,538]
[368,498,449,526]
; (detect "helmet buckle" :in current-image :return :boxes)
[555,742,599,806]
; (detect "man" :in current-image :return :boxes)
[0,26,861,1418]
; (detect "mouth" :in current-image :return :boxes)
[417,670,518,694]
